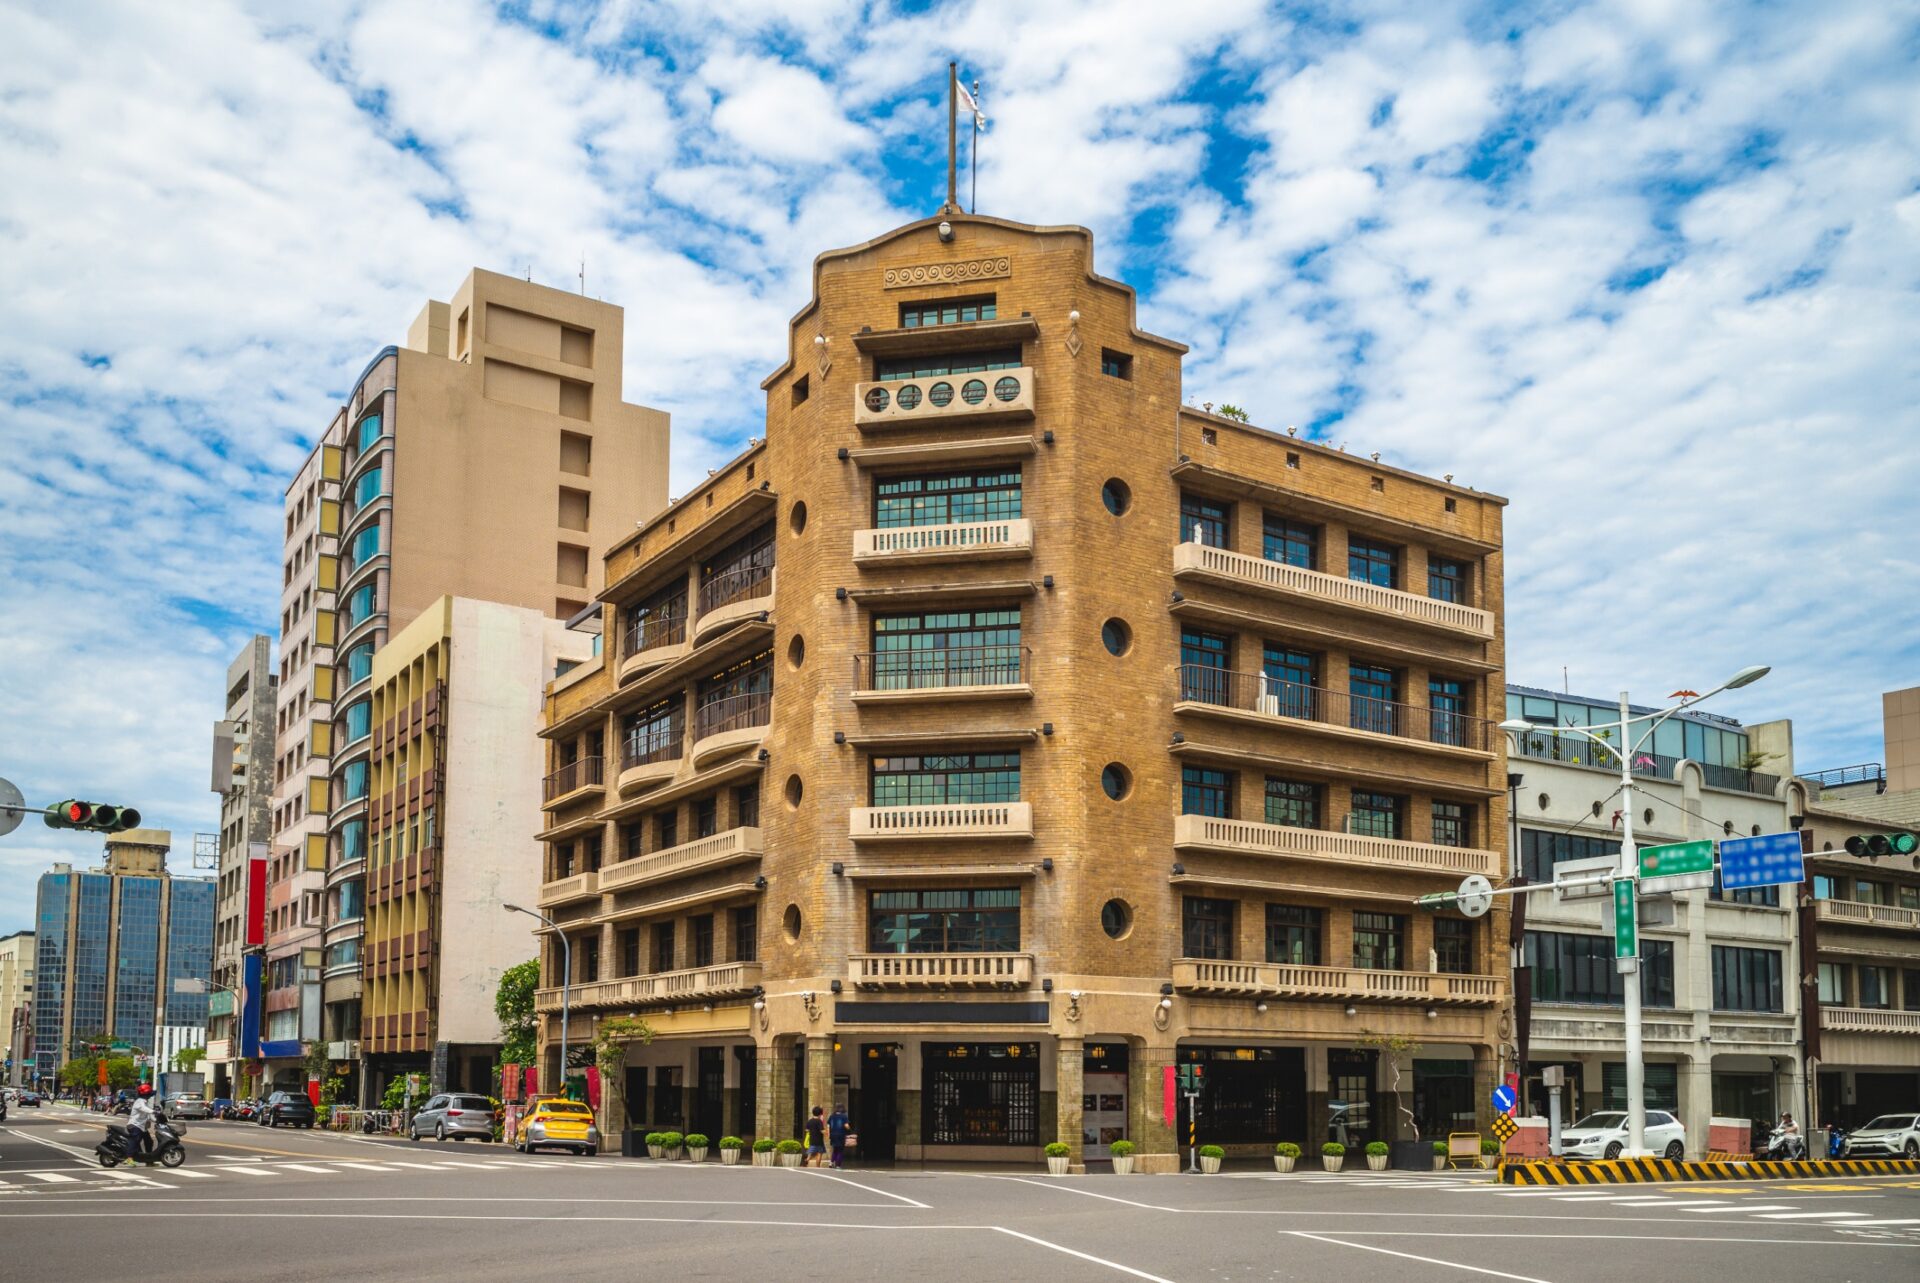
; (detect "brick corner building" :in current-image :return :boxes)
[535,213,1510,1170]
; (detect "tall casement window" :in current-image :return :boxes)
[652,922,675,973]
[341,699,371,743]
[875,469,1022,528]
[1182,766,1234,818]
[347,524,381,573]
[1429,676,1469,747]
[1349,790,1403,840]
[625,581,687,655]
[1711,946,1784,1013]
[1262,513,1318,569]
[1179,492,1231,548]
[868,888,1020,953]
[1265,904,1322,965]
[345,584,378,630]
[875,348,1022,382]
[1525,931,1675,1007]
[1431,801,1470,848]
[580,936,601,983]
[1428,557,1468,604]
[656,808,678,851]
[622,697,682,766]
[352,412,382,458]
[870,608,1022,690]
[1179,628,1231,704]
[734,782,760,829]
[690,914,714,968]
[341,760,368,803]
[619,928,641,977]
[871,753,1020,805]
[699,523,774,613]
[1182,896,1236,959]
[1263,778,1319,829]
[732,907,758,963]
[1260,644,1317,720]
[1816,962,1847,1005]
[1433,919,1474,974]
[900,296,997,328]
[350,466,384,515]
[695,651,772,739]
[1347,537,1398,588]
[1349,662,1399,735]
[694,797,718,839]
[1352,912,1407,970]
[342,642,374,686]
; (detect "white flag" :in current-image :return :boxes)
[957,79,986,128]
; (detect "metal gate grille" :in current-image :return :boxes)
[926,1066,1037,1145]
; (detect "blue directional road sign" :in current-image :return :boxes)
[1491,1084,1516,1114]
[1719,831,1806,890]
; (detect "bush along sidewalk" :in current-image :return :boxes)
[752,1137,777,1167]
[1321,1141,1345,1172]
[1045,1141,1071,1175]
[659,1131,685,1160]
[685,1133,710,1162]
[1433,1139,1449,1171]
[775,1138,805,1168]
[719,1136,744,1166]
[1109,1140,1137,1175]
[1365,1140,1390,1172]
[1274,1141,1301,1173]
[1198,1144,1225,1174]
[644,1131,665,1159]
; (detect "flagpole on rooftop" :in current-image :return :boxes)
[946,61,959,213]
[971,79,980,214]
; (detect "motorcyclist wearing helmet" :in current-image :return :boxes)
[126,1084,157,1162]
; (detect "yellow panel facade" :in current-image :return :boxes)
[305,834,327,871]
[316,553,338,593]
[313,609,337,648]
[312,663,335,703]
[309,719,332,757]
[306,777,329,814]
[318,498,340,537]
[321,444,344,482]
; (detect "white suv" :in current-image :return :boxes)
[1844,1114,1920,1158]
[1560,1110,1687,1160]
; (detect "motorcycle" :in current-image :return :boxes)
[97,1115,187,1169]
[1764,1126,1807,1161]
[1826,1123,1850,1159]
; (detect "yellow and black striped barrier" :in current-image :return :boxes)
[1502,1156,1920,1185]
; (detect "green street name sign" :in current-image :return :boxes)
[1613,879,1637,959]
[1638,839,1714,880]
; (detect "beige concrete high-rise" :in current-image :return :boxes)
[208,634,274,1097]
[1,930,32,1088]
[266,270,670,1103]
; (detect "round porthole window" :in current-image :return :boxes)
[960,378,987,405]
[789,501,808,535]
[784,774,804,808]
[1101,763,1132,801]
[928,381,954,407]
[863,386,890,413]
[1100,899,1133,940]
[787,635,806,669]
[1101,618,1132,656]
[994,375,1020,402]
[782,904,803,943]
[1102,478,1131,516]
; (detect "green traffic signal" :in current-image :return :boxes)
[1845,831,1918,859]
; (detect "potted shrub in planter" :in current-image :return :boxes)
[1109,1140,1136,1175]
[752,1137,777,1167]
[1198,1144,1225,1174]
[1480,1137,1501,1170]
[644,1131,665,1160]
[776,1138,805,1168]
[685,1133,710,1163]
[1321,1141,1345,1172]
[660,1131,685,1160]
[1365,1140,1390,1172]
[1273,1141,1301,1173]
[719,1136,745,1166]
[1432,1139,1449,1171]
[1045,1142,1071,1175]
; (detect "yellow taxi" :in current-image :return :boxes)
[512,1097,600,1156]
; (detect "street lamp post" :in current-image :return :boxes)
[503,904,568,1094]
[1500,665,1768,1158]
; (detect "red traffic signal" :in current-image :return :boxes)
[43,799,142,832]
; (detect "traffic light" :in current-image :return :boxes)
[1176,1063,1206,1092]
[1845,832,1918,859]
[43,800,142,832]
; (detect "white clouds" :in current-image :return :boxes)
[703,52,874,163]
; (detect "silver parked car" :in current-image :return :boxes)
[1844,1113,1920,1158]
[409,1093,497,1143]
[166,1094,212,1120]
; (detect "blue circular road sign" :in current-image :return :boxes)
[1491,1084,1516,1114]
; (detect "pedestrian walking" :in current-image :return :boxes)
[805,1105,827,1167]
[827,1104,850,1169]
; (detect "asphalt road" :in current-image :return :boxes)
[4,1102,1918,1281]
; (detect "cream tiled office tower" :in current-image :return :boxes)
[207,635,275,1098]
[267,270,669,1103]
[536,214,1511,1171]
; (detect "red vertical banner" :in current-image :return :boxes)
[245,856,267,947]
[523,1067,539,1099]
[307,1077,321,1106]
[502,1064,522,1103]
[1162,1064,1176,1127]
[585,1065,602,1110]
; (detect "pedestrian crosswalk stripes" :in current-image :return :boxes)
[0,1152,620,1192]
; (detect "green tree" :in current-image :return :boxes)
[59,1058,97,1092]
[174,1046,206,1073]
[1215,404,1250,423]
[105,1057,139,1090]
[495,959,540,1067]
[591,1016,653,1124]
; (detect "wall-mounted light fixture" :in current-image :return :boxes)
[937,220,954,242]
[831,862,844,876]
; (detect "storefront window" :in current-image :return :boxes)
[923,1043,1038,1145]
[1603,1061,1679,1112]
[1176,1047,1307,1146]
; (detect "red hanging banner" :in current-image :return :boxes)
[1162,1064,1177,1127]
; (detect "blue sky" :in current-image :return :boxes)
[2,0,1917,933]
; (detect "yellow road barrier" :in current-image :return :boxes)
[1502,1157,1920,1185]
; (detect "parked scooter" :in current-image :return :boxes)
[97,1114,186,1169]
[1826,1122,1850,1159]
[1764,1125,1807,1161]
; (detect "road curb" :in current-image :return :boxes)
[1501,1156,1920,1184]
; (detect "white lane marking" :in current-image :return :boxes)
[985,1176,1175,1212]
[1840,1219,1920,1227]
[373,1161,445,1170]
[1603,1197,1692,1205]
[1683,1204,1794,1212]
[324,1162,400,1172]
[1755,1211,1875,1219]
[218,1166,279,1177]
[275,1164,337,1174]
[796,1167,930,1209]
[27,1173,78,1184]
[1288,1231,1554,1283]
[1287,1231,1920,1248]
[169,1170,216,1179]
[990,1226,1177,1282]
[3,1126,100,1163]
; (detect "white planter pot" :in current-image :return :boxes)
[1433,1155,1446,1170]
[1047,1155,1070,1175]
[1322,1155,1344,1172]
[1481,1154,1497,1169]
[687,1147,709,1163]
[663,1147,684,1161]
[720,1149,742,1165]
[779,1151,802,1167]
[752,1150,774,1166]
[1112,1155,1135,1175]
[1273,1155,1296,1173]
[1199,1154,1222,1174]
[1367,1154,1388,1171]
[646,1144,664,1159]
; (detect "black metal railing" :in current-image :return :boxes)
[698,562,772,615]
[854,645,1031,692]
[694,689,772,741]
[543,756,604,802]
[622,729,684,770]
[624,611,686,657]
[1176,665,1490,751]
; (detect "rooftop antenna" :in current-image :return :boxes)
[579,255,586,296]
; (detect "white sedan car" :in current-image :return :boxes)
[1560,1110,1687,1160]
[1844,1114,1920,1158]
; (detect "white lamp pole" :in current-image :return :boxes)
[504,904,567,1093]
[1501,665,1768,1158]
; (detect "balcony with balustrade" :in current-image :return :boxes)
[852,645,1032,704]
[1814,898,1920,933]
[855,367,1036,431]
[542,756,604,809]
[618,729,685,791]
[598,826,764,895]
[848,951,1034,990]
[694,565,773,644]
[1173,541,1493,640]
[853,518,1034,567]
[619,610,690,682]
[535,961,764,1013]
[849,801,1034,842]
[691,689,771,766]
[1172,814,1501,879]
[1174,666,1493,756]
[1172,958,1503,1005]
[1821,1007,1920,1035]
[538,869,601,909]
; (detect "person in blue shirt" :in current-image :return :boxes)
[827,1104,851,1169]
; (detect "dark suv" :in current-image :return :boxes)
[258,1090,317,1129]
